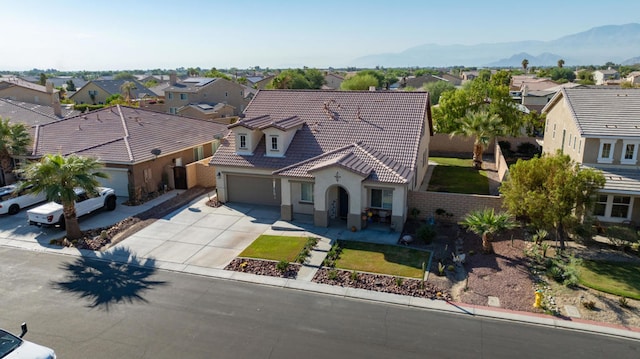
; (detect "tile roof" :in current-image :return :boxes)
[212,90,430,184]
[91,79,153,99]
[544,88,640,137]
[230,115,304,131]
[0,99,79,126]
[0,77,56,93]
[31,105,228,164]
[588,166,640,194]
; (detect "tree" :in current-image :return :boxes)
[576,70,595,85]
[423,81,455,105]
[65,80,76,91]
[19,154,108,240]
[450,111,504,168]
[550,68,576,82]
[460,208,516,253]
[522,59,529,73]
[267,69,324,89]
[0,118,31,179]
[340,74,379,91]
[120,81,137,103]
[203,68,231,80]
[114,72,135,80]
[557,59,565,68]
[499,152,605,250]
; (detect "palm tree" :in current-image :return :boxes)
[0,117,31,181]
[450,111,504,169]
[557,59,565,68]
[460,208,516,253]
[120,81,137,104]
[522,59,529,73]
[20,154,108,240]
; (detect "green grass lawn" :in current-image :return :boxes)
[428,157,490,195]
[239,235,309,262]
[334,241,431,278]
[578,260,640,300]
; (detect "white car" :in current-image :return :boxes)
[0,185,47,215]
[27,187,117,228]
[0,323,56,359]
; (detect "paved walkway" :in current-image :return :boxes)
[1,191,639,341]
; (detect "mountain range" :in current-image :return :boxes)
[352,23,640,68]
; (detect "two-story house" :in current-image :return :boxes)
[593,69,620,85]
[0,78,61,111]
[542,88,640,224]
[164,74,249,117]
[210,90,433,232]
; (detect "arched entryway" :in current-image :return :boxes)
[326,184,349,228]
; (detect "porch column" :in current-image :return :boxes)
[391,186,407,231]
[280,178,292,221]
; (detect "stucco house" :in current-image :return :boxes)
[210,90,433,231]
[164,74,250,116]
[27,105,228,200]
[0,78,60,108]
[593,69,620,85]
[323,73,344,90]
[542,88,640,224]
[69,79,153,105]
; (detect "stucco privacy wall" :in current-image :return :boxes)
[407,191,503,223]
[186,157,216,189]
[429,133,496,155]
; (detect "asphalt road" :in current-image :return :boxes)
[0,247,638,359]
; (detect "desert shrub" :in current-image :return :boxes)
[276,260,289,273]
[416,224,437,244]
[350,270,358,281]
[606,225,639,248]
[295,237,320,263]
[516,142,540,156]
[323,243,342,267]
[395,277,404,286]
[327,269,339,280]
[582,300,596,310]
[437,262,446,276]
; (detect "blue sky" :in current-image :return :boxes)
[4,0,640,71]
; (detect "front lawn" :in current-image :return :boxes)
[578,260,640,300]
[334,241,431,279]
[428,157,490,195]
[239,235,309,262]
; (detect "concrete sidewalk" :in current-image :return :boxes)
[1,192,639,341]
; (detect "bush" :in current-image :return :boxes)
[323,243,342,267]
[350,270,358,281]
[516,142,540,156]
[606,225,639,248]
[416,224,437,244]
[582,300,596,310]
[327,269,339,280]
[276,260,289,273]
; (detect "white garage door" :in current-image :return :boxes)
[100,168,130,198]
[227,175,281,206]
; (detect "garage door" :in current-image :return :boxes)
[227,175,281,206]
[100,168,130,198]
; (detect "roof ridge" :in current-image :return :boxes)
[273,142,358,175]
[116,105,134,162]
[0,98,58,120]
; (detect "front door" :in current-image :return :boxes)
[338,187,348,220]
[173,166,187,190]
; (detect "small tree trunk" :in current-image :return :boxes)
[473,140,484,169]
[62,203,82,240]
[557,222,566,251]
[482,233,493,253]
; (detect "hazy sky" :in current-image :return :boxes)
[4,0,640,71]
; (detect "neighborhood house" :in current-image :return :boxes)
[210,89,433,231]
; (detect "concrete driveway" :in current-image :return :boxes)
[108,199,281,270]
[0,194,173,251]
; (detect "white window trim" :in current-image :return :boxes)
[270,135,279,151]
[193,145,204,161]
[238,134,247,149]
[597,139,616,164]
[370,188,393,210]
[594,194,634,222]
[180,93,187,100]
[621,140,640,165]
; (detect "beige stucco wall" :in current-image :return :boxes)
[178,104,235,121]
[542,98,584,162]
[289,180,315,215]
[71,82,110,105]
[186,157,216,189]
[0,85,57,105]
[164,79,249,115]
[430,133,496,155]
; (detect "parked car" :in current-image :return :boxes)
[0,323,56,358]
[0,184,47,215]
[27,187,117,228]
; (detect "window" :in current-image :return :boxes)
[194,145,204,161]
[552,124,556,139]
[578,140,582,153]
[370,189,393,209]
[300,183,314,203]
[594,194,633,220]
[180,93,187,100]
[169,107,178,114]
[225,91,228,97]
[621,141,639,164]
[239,134,247,149]
[597,140,615,163]
[168,92,173,100]
[270,136,278,151]
[611,196,631,218]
